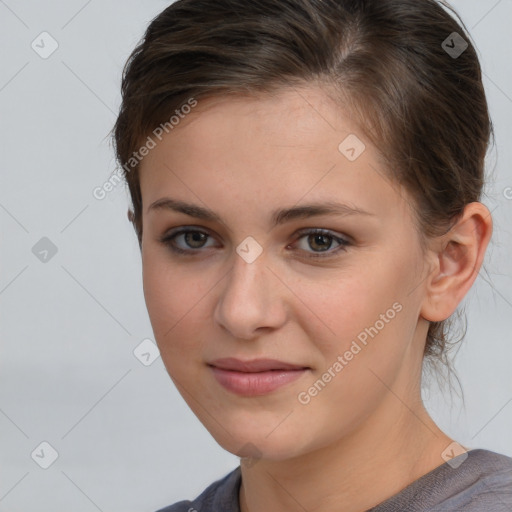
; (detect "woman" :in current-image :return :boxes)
[112,0,512,510]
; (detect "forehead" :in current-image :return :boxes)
[159,87,354,150]
[138,86,412,228]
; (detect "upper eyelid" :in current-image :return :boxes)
[162,226,217,243]
[294,227,350,242]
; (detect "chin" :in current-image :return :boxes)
[204,420,310,463]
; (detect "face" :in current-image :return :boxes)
[138,86,430,461]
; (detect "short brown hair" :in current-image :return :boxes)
[112,0,492,368]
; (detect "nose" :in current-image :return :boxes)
[213,249,287,340]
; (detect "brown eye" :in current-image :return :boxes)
[292,229,350,259]
[160,228,216,254]
[182,231,209,249]
[307,233,335,252]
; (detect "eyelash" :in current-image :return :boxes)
[159,227,351,259]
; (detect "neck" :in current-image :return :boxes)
[239,388,452,512]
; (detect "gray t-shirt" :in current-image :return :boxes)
[156,449,512,511]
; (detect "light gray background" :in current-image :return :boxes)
[0,1,511,511]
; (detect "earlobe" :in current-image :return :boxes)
[420,202,493,322]
[127,209,135,223]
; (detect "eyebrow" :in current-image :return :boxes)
[147,198,374,227]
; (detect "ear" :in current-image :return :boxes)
[127,209,143,250]
[420,202,493,322]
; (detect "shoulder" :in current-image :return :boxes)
[370,449,512,512]
[434,449,512,511]
[155,466,241,512]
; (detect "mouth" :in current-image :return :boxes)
[208,358,310,396]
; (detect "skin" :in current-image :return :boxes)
[137,86,492,512]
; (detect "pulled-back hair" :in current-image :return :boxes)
[112,0,492,368]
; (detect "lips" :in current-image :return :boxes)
[209,357,308,372]
[208,358,310,396]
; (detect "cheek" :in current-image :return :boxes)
[142,249,208,365]
[293,263,407,354]
[302,307,411,429]
[291,274,413,439]
[290,252,418,403]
